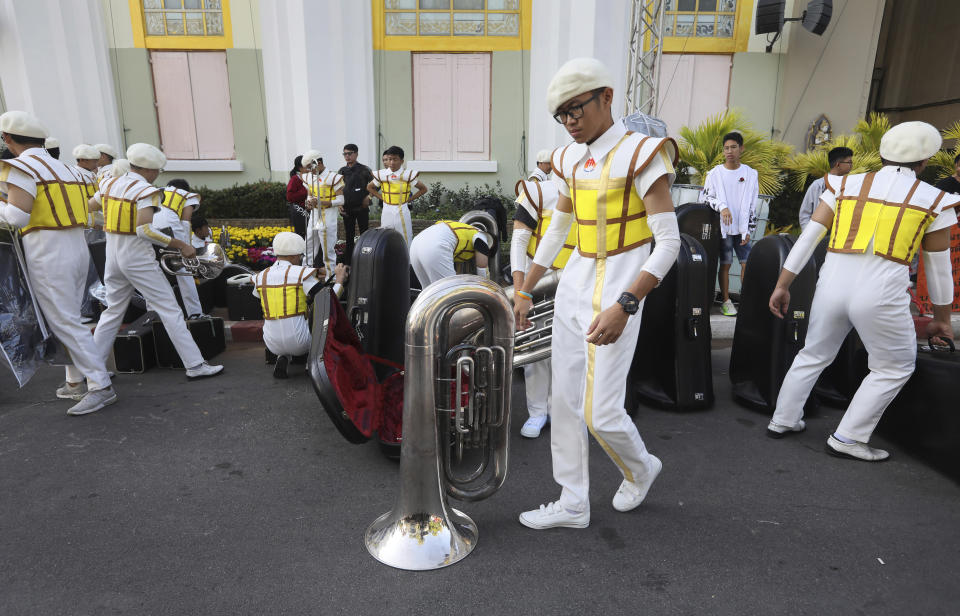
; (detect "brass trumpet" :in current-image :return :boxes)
[159,243,226,280]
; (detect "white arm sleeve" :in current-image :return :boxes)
[136,222,173,247]
[923,248,954,306]
[531,209,573,268]
[0,202,32,228]
[640,212,680,284]
[783,220,827,275]
[510,227,532,274]
[331,194,344,207]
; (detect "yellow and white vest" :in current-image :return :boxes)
[437,220,483,262]
[553,132,678,259]
[0,152,90,235]
[375,168,418,206]
[161,187,200,219]
[253,263,318,319]
[828,170,955,265]
[302,170,344,209]
[515,178,576,269]
[99,174,163,235]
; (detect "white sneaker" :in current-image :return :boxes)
[67,387,118,416]
[56,381,87,401]
[767,419,806,439]
[520,415,549,438]
[612,455,662,512]
[519,501,589,530]
[186,362,224,379]
[721,299,738,316]
[826,435,889,461]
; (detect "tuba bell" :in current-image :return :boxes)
[159,243,226,280]
[365,275,514,570]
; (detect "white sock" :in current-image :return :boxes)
[832,432,856,444]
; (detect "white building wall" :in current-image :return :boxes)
[0,0,122,162]
[260,0,376,174]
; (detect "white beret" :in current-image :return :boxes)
[73,144,100,160]
[126,143,167,170]
[879,121,942,163]
[45,137,60,149]
[94,143,119,159]
[0,110,49,139]
[111,159,131,177]
[302,149,322,167]
[273,231,306,256]
[536,149,552,163]
[546,57,614,114]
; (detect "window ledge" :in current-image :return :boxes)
[163,160,244,172]
[407,160,498,173]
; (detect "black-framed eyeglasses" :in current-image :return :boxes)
[553,90,602,124]
[343,151,356,156]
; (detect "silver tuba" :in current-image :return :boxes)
[159,243,226,280]
[365,275,514,570]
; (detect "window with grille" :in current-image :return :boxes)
[132,0,232,49]
[376,0,529,51]
[661,0,751,53]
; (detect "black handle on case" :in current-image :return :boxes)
[927,337,956,353]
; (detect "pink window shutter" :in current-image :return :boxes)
[452,53,490,161]
[151,51,199,160]
[187,51,235,160]
[413,54,454,160]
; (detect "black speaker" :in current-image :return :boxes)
[755,0,785,35]
[802,0,832,35]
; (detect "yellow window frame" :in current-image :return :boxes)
[373,0,532,51]
[129,0,233,50]
[659,0,754,54]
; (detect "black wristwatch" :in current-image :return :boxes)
[617,292,640,315]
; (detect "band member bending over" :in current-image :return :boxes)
[89,143,223,380]
[514,58,681,529]
[409,219,495,287]
[252,231,347,379]
[367,146,426,247]
[767,121,959,461]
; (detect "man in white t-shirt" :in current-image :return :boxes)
[700,131,759,316]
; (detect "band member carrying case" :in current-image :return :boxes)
[729,234,817,413]
[113,311,160,373]
[153,316,226,369]
[628,233,714,411]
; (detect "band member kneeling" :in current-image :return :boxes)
[89,143,223,380]
[252,231,347,379]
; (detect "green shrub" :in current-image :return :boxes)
[196,181,287,219]
[411,181,515,221]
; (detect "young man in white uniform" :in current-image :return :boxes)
[511,177,574,439]
[409,219,494,286]
[528,149,553,182]
[0,111,115,415]
[94,144,121,183]
[700,132,759,316]
[367,146,427,247]
[251,231,347,378]
[301,150,344,273]
[89,143,223,380]
[767,121,959,461]
[513,58,681,529]
[154,178,205,318]
[798,146,853,229]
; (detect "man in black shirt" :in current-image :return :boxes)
[338,143,375,264]
[935,153,960,195]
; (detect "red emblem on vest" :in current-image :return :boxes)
[584,157,596,171]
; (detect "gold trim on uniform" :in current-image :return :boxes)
[1,155,89,235]
[254,266,317,320]
[438,220,480,262]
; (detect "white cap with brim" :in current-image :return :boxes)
[302,149,322,167]
[0,110,49,139]
[273,231,306,256]
[546,57,614,115]
[94,143,120,159]
[879,121,942,164]
[45,137,60,149]
[126,143,167,170]
[536,149,552,163]
[73,144,100,160]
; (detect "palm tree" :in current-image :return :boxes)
[781,112,888,191]
[677,110,792,196]
[928,121,960,180]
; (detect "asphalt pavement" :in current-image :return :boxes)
[2,342,959,616]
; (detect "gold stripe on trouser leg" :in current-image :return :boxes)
[582,136,635,483]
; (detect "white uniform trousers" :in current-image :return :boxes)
[381,203,413,247]
[153,207,203,317]
[263,316,311,358]
[409,223,457,287]
[771,252,916,443]
[93,234,204,369]
[310,206,338,274]
[550,248,658,513]
[523,359,551,419]
[22,228,111,391]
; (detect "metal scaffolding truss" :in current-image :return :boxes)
[623,0,666,117]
